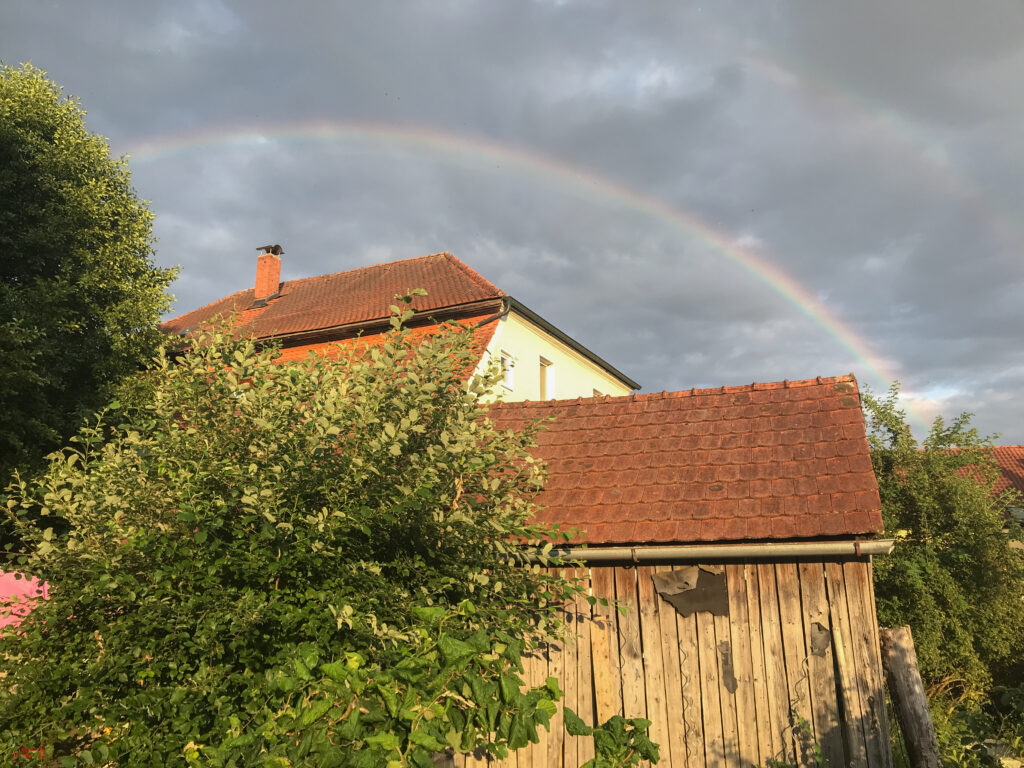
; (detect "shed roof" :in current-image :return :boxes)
[490,374,883,545]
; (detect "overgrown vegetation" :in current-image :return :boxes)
[0,304,654,767]
[0,63,177,492]
[862,385,1024,767]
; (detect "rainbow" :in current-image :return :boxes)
[119,120,926,428]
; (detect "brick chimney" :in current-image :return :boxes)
[254,244,282,303]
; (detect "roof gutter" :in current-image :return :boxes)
[522,538,894,563]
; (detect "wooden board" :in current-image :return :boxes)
[615,567,647,722]
[713,604,741,767]
[674,570,707,768]
[844,560,894,768]
[758,564,797,765]
[696,608,725,767]
[743,564,775,764]
[546,570,566,768]
[726,564,761,768]
[654,564,690,768]
[564,567,581,767]
[798,562,844,767]
[577,570,596,766]
[637,566,672,767]
[590,566,623,723]
[825,561,870,768]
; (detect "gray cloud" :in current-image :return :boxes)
[3,0,1023,440]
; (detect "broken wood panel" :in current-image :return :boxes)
[726,564,761,768]
[798,562,844,768]
[654,564,690,768]
[825,561,870,768]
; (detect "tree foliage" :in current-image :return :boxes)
[0,305,653,767]
[862,385,1024,700]
[0,63,177,484]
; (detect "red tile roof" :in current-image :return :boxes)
[490,375,883,545]
[161,252,505,340]
[990,446,1024,497]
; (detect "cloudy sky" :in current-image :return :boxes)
[4,1,1024,440]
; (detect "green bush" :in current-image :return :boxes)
[0,303,635,767]
[863,385,1024,767]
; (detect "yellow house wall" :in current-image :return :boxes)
[476,311,634,402]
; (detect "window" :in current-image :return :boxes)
[500,351,514,390]
[539,357,554,400]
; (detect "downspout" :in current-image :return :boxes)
[522,538,894,563]
[471,298,511,329]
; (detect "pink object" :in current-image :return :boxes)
[0,571,49,628]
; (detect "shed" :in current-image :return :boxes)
[465,374,893,768]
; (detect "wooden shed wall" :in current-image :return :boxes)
[453,559,892,768]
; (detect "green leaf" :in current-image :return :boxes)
[563,707,593,736]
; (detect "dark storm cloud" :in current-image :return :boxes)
[3,0,1023,439]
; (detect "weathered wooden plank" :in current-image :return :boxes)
[825,561,870,768]
[527,632,546,768]
[844,560,893,768]
[637,566,672,766]
[697,607,725,767]
[577,569,596,766]
[743,564,775,764]
[880,626,940,768]
[776,563,815,751]
[546,630,566,768]
[654,564,690,767]
[674,570,707,768]
[799,562,844,768]
[865,559,894,766]
[615,567,647,722]
[755,563,793,764]
[726,564,761,768]
[590,566,622,724]
[713,604,741,767]
[563,567,581,768]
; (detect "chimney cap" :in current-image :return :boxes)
[257,244,284,256]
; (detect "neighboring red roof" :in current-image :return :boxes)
[161,252,505,340]
[490,374,882,545]
[990,446,1024,497]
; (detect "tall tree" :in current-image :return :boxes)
[863,385,1024,700]
[0,63,177,486]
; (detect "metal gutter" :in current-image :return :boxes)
[505,297,641,391]
[522,538,895,563]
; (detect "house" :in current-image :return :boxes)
[465,374,894,768]
[160,250,639,401]
[990,446,1024,522]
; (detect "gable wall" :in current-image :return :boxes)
[478,311,634,403]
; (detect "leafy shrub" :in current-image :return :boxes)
[0,303,628,767]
